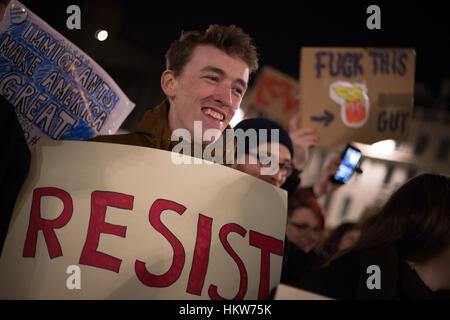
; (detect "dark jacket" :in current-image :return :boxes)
[0,95,31,254]
[280,238,326,286]
[295,245,439,300]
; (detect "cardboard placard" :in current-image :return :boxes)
[0,1,135,149]
[299,47,415,146]
[243,66,299,130]
[0,141,287,300]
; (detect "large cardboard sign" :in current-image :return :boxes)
[299,47,415,146]
[0,1,135,149]
[243,66,299,130]
[0,141,287,300]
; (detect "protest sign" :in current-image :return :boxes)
[299,47,415,146]
[242,66,299,130]
[0,141,287,300]
[0,1,135,149]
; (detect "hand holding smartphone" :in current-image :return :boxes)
[329,144,363,184]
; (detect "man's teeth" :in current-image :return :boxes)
[204,108,224,121]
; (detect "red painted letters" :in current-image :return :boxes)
[21,189,283,299]
[186,214,213,295]
[249,231,283,299]
[208,223,248,300]
[79,191,134,273]
[135,199,186,287]
[23,187,73,258]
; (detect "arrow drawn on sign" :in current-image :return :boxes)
[310,110,335,127]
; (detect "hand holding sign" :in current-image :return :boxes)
[288,112,319,171]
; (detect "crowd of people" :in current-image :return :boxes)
[1,19,449,300]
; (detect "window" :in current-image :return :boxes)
[407,168,417,180]
[340,196,352,220]
[436,138,450,161]
[395,141,404,151]
[383,164,395,185]
[414,134,429,156]
[323,193,333,212]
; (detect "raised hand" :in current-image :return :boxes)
[288,111,319,170]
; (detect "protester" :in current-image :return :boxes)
[286,190,326,254]
[281,188,327,285]
[232,117,294,187]
[89,24,259,163]
[231,117,336,288]
[296,173,450,299]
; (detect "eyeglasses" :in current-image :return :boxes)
[288,222,323,233]
[279,162,294,177]
[248,151,293,177]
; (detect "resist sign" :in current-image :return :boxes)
[0,141,287,300]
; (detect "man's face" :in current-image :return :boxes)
[286,207,322,253]
[234,142,292,188]
[166,45,249,143]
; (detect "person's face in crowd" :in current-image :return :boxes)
[234,142,292,188]
[338,229,361,251]
[286,206,322,253]
[163,45,249,143]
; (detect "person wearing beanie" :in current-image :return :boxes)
[232,117,294,188]
[232,116,335,293]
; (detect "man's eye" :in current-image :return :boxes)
[205,76,219,82]
[233,87,243,95]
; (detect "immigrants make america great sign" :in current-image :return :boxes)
[0,1,134,149]
[299,47,415,146]
[0,141,286,300]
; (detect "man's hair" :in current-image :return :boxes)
[165,24,259,77]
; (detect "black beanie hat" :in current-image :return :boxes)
[233,118,294,157]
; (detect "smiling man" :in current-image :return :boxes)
[90,25,258,158]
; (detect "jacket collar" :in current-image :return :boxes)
[134,99,235,162]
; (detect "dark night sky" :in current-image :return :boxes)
[126,1,450,91]
[19,1,450,100]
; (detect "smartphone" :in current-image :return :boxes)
[330,144,363,184]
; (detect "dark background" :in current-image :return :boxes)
[19,0,450,130]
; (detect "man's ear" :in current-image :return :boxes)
[161,70,176,98]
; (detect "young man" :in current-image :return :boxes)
[90,25,258,160]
